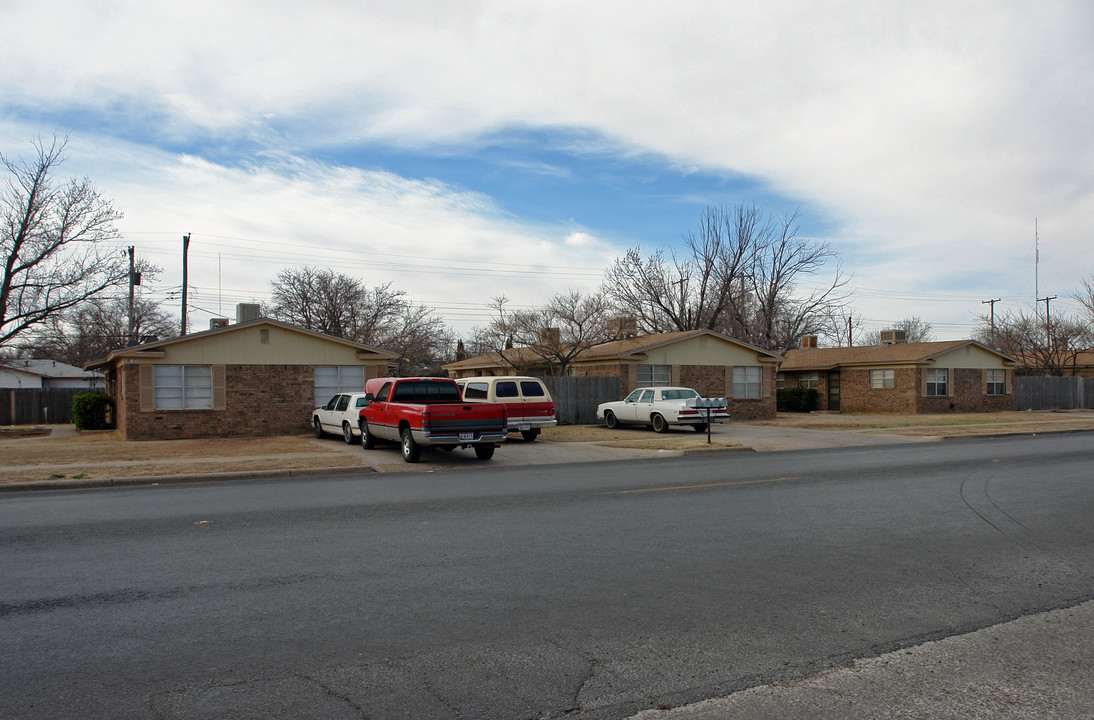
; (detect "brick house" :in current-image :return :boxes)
[778,340,1017,413]
[86,318,397,440]
[445,330,782,420]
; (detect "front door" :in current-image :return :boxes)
[827,372,841,411]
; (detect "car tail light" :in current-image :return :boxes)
[422,408,430,432]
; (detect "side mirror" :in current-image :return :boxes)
[364,393,374,405]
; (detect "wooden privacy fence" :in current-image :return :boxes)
[0,388,88,425]
[540,376,620,425]
[1014,376,1094,411]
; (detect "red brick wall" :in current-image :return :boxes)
[839,368,919,413]
[119,364,353,440]
[915,369,1013,413]
[792,367,1014,414]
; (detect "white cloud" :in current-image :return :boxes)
[3,1,1093,338]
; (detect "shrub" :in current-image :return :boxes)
[72,392,114,430]
[777,387,817,413]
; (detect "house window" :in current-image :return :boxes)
[314,366,365,406]
[636,364,670,387]
[733,366,762,399]
[926,368,948,396]
[799,372,819,389]
[153,365,213,410]
[985,369,1005,395]
[870,369,895,389]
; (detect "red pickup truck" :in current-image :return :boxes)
[357,377,507,463]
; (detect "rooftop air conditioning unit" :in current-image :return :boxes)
[880,329,907,345]
[236,303,261,323]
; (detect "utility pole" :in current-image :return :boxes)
[1038,295,1056,349]
[127,246,136,345]
[181,234,190,336]
[981,298,1000,345]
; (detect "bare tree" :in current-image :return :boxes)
[974,308,1092,375]
[1,137,127,349]
[860,316,934,346]
[22,294,176,366]
[1077,274,1094,323]
[502,289,613,376]
[603,204,849,352]
[266,267,449,375]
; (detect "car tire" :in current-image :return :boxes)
[313,418,324,438]
[520,429,539,442]
[342,422,354,444]
[474,444,495,460]
[652,413,668,433]
[400,428,421,463]
[604,410,618,429]
[360,420,375,449]
[693,423,708,433]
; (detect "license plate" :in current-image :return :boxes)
[517,423,531,431]
[458,432,474,442]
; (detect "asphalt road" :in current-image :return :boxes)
[2,434,1092,719]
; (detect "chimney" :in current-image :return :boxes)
[606,316,637,339]
[800,335,818,349]
[210,318,229,330]
[880,329,907,345]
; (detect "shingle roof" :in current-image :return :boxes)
[780,340,1014,371]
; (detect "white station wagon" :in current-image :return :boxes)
[596,386,728,433]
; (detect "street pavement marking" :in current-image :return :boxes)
[609,477,802,494]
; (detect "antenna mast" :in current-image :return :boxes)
[1034,218,1039,304]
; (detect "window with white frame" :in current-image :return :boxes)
[799,372,820,389]
[153,365,213,410]
[985,369,1005,395]
[926,368,948,396]
[870,369,895,389]
[733,366,762,399]
[314,366,366,406]
[636,364,670,387]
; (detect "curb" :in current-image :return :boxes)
[938,427,1094,442]
[0,464,375,493]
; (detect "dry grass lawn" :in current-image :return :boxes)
[0,433,363,484]
[748,410,1094,436]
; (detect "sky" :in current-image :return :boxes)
[2,0,1092,342]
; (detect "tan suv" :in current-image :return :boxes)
[455,376,558,441]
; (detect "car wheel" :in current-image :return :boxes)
[313,418,324,438]
[360,420,375,449]
[474,444,495,460]
[604,410,618,429]
[400,428,421,463]
[520,429,539,442]
[652,413,668,433]
[693,423,708,433]
[342,422,354,444]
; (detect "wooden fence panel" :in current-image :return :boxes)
[540,376,620,425]
[1014,376,1094,411]
[0,388,86,425]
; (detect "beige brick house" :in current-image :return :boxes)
[445,330,782,420]
[86,318,396,440]
[778,340,1016,413]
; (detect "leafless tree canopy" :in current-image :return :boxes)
[974,306,1093,376]
[860,316,934,346]
[603,204,850,352]
[21,294,177,367]
[476,291,613,375]
[1,137,127,349]
[265,266,450,375]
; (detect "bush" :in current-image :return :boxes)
[777,387,817,413]
[72,392,114,430]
